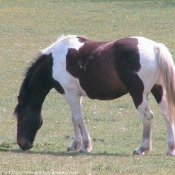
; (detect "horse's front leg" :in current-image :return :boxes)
[64,94,92,153]
[67,112,82,151]
[72,117,92,153]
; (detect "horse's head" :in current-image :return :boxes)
[14,96,43,151]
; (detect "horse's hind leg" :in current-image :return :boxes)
[64,94,92,153]
[151,85,175,155]
[122,70,154,155]
[133,94,153,155]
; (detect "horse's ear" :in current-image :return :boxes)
[17,96,24,105]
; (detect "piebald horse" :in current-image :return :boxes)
[14,35,175,155]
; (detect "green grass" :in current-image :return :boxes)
[1,0,175,174]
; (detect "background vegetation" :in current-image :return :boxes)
[0,0,175,174]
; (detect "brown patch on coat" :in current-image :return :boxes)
[66,37,144,107]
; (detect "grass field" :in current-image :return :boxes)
[1,0,175,174]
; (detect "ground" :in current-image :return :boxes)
[0,0,175,174]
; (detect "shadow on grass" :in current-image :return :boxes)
[0,147,133,157]
[1,147,167,157]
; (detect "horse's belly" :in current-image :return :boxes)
[86,89,128,100]
[79,77,128,100]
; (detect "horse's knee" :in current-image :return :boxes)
[138,99,153,121]
[139,106,153,120]
[145,110,154,120]
[140,110,153,126]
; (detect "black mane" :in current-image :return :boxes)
[19,53,46,100]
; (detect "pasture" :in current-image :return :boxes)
[0,0,175,174]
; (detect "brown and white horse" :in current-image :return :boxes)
[14,35,175,155]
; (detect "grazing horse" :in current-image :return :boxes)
[14,35,175,155]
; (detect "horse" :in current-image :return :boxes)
[14,35,175,155]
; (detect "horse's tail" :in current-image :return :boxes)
[157,43,175,123]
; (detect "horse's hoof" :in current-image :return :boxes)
[79,149,90,154]
[67,147,74,152]
[133,150,138,155]
[133,150,144,156]
[79,149,85,153]
[79,140,92,153]
[166,150,175,156]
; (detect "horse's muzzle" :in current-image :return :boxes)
[17,137,33,151]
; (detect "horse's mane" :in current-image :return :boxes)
[19,53,46,99]
[14,53,47,116]
[25,53,43,75]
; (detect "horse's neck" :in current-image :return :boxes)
[22,54,54,109]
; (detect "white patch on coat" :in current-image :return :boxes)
[41,35,87,96]
[134,37,159,94]
[40,35,79,55]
